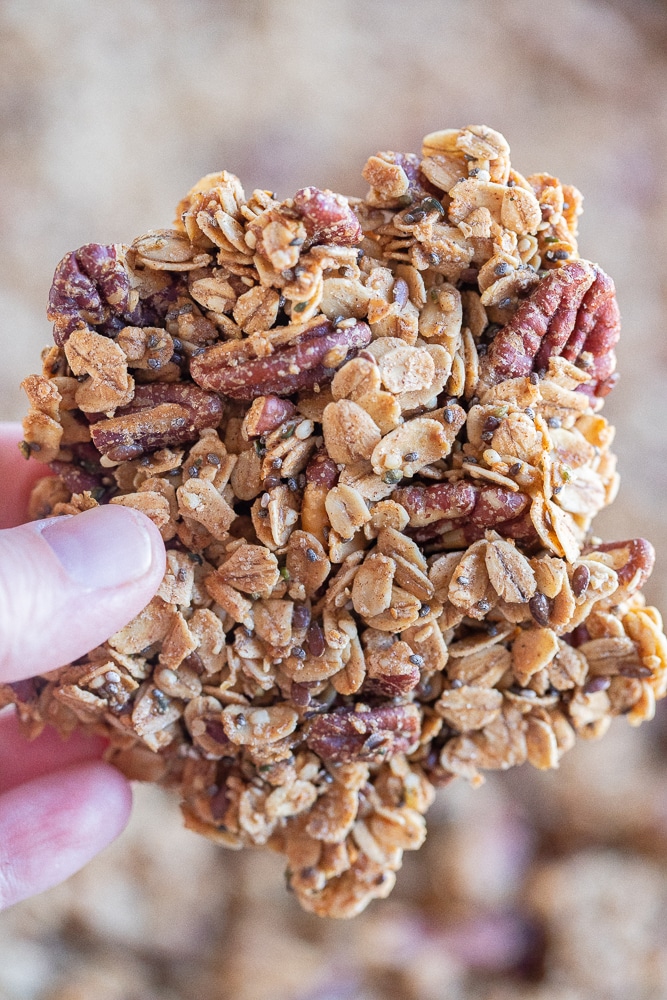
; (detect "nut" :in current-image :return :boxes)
[190,319,371,399]
[481,261,620,397]
[305,704,421,763]
[293,187,363,246]
[90,383,222,462]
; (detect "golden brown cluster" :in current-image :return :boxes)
[5,125,666,917]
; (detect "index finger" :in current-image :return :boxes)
[0,423,52,529]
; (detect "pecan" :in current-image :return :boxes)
[90,383,222,462]
[397,480,530,529]
[48,243,180,346]
[401,482,534,547]
[305,704,421,763]
[293,187,362,247]
[592,538,655,592]
[305,446,339,488]
[394,480,478,528]
[242,395,297,437]
[481,261,620,396]
[49,441,109,497]
[190,319,371,400]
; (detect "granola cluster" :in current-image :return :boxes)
[6,124,667,917]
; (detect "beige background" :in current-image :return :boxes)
[2,1,667,997]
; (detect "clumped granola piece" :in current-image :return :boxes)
[9,124,667,918]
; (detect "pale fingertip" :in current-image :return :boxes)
[0,761,132,910]
[0,505,166,681]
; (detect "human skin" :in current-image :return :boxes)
[0,423,166,909]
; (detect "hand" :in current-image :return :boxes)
[0,422,165,909]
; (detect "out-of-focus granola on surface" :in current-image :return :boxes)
[5,124,667,917]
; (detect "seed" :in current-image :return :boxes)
[529,592,551,626]
[572,564,590,598]
[291,646,307,660]
[305,548,319,563]
[529,372,540,385]
[477,599,491,612]
[450,678,463,689]
[524,407,535,418]
[494,261,511,277]
[153,689,170,713]
[409,654,424,666]
[456,576,470,586]
[418,604,431,617]
[547,416,561,429]
[382,469,403,484]
[419,196,445,216]
[207,452,221,466]
[509,462,523,475]
[306,620,325,658]
[403,452,418,462]
[583,676,610,694]
[292,603,311,630]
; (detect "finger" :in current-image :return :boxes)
[0,423,52,529]
[0,709,107,794]
[0,504,166,682]
[0,760,132,910]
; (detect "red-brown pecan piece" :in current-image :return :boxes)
[305,704,421,764]
[48,243,182,346]
[591,538,655,592]
[305,447,339,489]
[363,664,421,699]
[90,383,222,462]
[394,480,478,528]
[481,260,620,397]
[190,319,371,400]
[48,441,115,499]
[293,187,362,247]
[242,395,297,437]
[401,482,534,546]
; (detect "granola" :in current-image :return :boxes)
[7,124,667,918]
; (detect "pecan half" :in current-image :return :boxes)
[90,383,222,462]
[481,260,620,396]
[293,187,362,247]
[394,480,478,528]
[190,320,371,400]
[591,538,655,592]
[399,481,534,546]
[49,243,181,345]
[305,704,421,763]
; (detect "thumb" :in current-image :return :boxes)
[0,505,166,681]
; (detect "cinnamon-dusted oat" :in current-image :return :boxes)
[7,124,667,918]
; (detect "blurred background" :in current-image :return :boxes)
[2,0,667,996]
